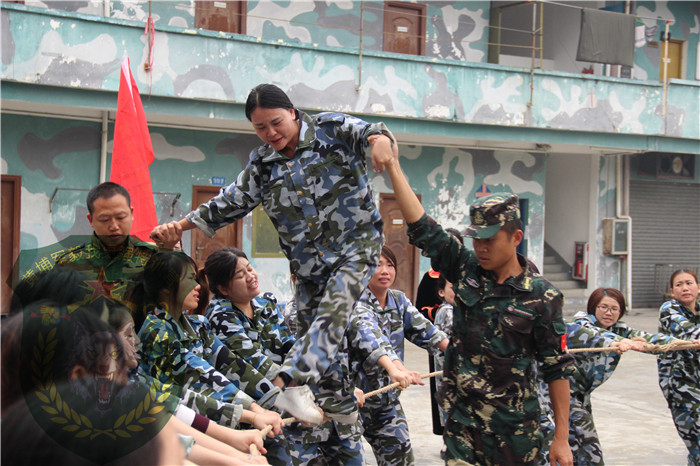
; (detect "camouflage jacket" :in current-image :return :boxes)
[137,309,269,409]
[569,311,675,397]
[433,302,454,373]
[350,288,446,406]
[348,301,399,405]
[53,234,157,310]
[130,366,242,427]
[407,214,573,432]
[434,302,454,338]
[657,299,700,405]
[186,110,389,282]
[205,293,296,381]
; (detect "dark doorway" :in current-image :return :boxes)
[190,185,243,270]
[2,175,21,315]
[380,192,420,302]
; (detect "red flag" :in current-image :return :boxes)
[110,53,158,242]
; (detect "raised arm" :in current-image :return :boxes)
[372,139,425,223]
[150,218,192,247]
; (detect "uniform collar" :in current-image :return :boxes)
[484,253,535,292]
[90,233,137,256]
[155,307,198,338]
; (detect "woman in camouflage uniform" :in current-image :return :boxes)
[203,247,295,465]
[350,245,449,466]
[134,252,284,436]
[541,288,677,465]
[432,275,455,430]
[150,83,398,426]
[108,302,271,464]
[658,269,700,465]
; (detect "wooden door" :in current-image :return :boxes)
[195,0,246,34]
[2,175,21,315]
[659,39,682,80]
[190,186,243,270]
[383,2,425,56]
[380,192,420,302]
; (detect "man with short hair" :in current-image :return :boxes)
[379,150,574,466]
[53,182,171,310]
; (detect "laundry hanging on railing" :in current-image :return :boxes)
[576,8,635,66]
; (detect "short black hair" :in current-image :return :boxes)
[244,84,295,121]
[501,218,523,239]
[86,182,130,215]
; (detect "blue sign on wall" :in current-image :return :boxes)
[211,176,226,186]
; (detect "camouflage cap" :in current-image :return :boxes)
[464,192,520,239]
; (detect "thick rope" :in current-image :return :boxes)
[248,424,274,456]
[567,339,698,354]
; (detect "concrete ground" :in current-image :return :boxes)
[362,308,689,466]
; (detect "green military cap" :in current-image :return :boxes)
[464,192,520,239]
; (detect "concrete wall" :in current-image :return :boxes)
[544,153,592,266]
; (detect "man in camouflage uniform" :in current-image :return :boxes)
[150,83,397,427]
[49,182,170,311]
[380,152,574,466]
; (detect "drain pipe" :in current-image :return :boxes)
[616,154,633,308]
[356,0,364,92]
[100,111,109,183]
[100,3,110,183]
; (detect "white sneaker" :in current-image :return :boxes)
[274,385,323,425]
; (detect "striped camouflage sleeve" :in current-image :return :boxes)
[186,156,263,237]
[349,302,398,371]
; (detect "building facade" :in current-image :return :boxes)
[2,1,698,312]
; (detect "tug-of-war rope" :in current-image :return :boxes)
[248,341,697,455]
[565,338,698,354]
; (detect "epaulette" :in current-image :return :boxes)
[314,112,346,124]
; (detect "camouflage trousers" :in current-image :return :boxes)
[263,433,294,466]
[281,255,377,416]
[668,401,700,466]
[286,419,364,465]
[538,393,603,465]
[360,400,415,466]
[444,417,543,466]
[568,395,604,465]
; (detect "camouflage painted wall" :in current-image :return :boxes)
[3,3,698,139]
[634,1,699,82]
[1,112,546,300]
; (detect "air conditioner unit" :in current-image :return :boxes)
[602,218,630,255]
[638,152,695,179]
